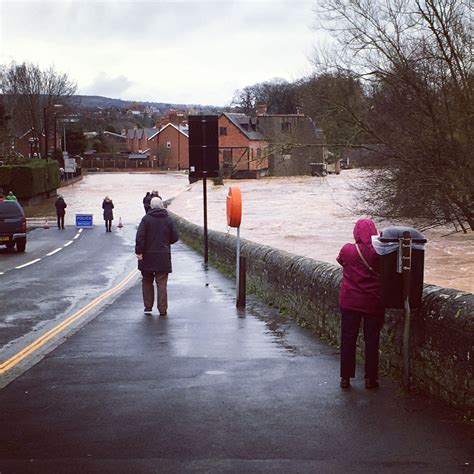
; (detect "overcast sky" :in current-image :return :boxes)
[0,0,325,106]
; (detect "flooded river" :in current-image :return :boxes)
[25,171,473,293]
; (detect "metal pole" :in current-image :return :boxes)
[54,113,58,151]
[177,124,180,170]
[236,226,240,301]
[401,231,412,389]
[43,107,48,160]
[203,174,208,264]
[237,256,246,308]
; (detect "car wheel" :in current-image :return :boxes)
[5,242,15,249]
[16,239,26,253]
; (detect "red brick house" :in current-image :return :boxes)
[152,123,189,170]
[126,124,189,170]
[218,113,269,178]
[126,128,157,155]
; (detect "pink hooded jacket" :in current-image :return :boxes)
[336,219,384,315]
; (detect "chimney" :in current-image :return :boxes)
[256,103,267,116]
[169,110,178,125]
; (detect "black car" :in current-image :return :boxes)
[0,199,27,252]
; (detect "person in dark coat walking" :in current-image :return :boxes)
[336,218,384,389]
[55,195,67,230]
[143,192,152,214]
[135,197,179,315]
[102,196,114,232]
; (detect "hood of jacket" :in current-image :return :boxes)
[353,218,378,244]
[148,208,168,218]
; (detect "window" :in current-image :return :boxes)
[281,122,291,133]
[219,127,228,136]
[166,141,171,148]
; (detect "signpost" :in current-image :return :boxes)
[188,115,219,264]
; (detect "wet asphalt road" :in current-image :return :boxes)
[0,224,473,473]
[0,224,137,358]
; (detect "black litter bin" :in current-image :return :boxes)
[373,226,427,309]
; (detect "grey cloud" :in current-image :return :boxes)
[81,73,133,97]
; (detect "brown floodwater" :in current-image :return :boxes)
[25,171,473,293]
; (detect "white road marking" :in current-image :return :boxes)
[63,241,73,247]
[78,229,83,233]
[73,233,80,240]
[46,248,62,256]
[15,259,41,269]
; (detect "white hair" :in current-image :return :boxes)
[150,197,164,209]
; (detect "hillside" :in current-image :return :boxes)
[74,95,221,113]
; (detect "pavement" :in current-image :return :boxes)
[0,242,473,473]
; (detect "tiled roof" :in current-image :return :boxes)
[104,131,126,140]
[150,123,189,139]
[222,113,265,141]
[143,128,157,139]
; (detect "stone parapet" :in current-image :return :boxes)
[170,211,473,414]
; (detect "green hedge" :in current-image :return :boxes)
[0,160,60,198]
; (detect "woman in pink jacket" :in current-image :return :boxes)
[337,218,384,389]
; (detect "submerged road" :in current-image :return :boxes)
[0,223,472,472]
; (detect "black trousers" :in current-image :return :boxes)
[340,307,384,380]
[57,214,65,229]
[105,219,112,231]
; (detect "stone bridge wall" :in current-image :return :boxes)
[170,212,473,414]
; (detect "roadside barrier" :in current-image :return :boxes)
[169,210,474,415]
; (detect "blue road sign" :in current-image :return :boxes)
[75,214,93,228]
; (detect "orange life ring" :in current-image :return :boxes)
[226,186,242,228]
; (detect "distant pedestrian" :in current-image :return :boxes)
[55,195,67,230]
[336,218,384,389]
[151,189,162,200]
[135,197,179,316]
[6,191,17,201]
[102,196,114,232]
[59,167,65,182]
[143,191,152,214]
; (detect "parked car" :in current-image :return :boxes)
[0,199,27,252]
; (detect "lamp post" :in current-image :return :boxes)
[43,106,48,160]
[43,103,63,160]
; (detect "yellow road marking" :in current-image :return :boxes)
[0,269,138,375]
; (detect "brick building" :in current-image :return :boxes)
[125,106,325,177]
[126,124,189,170]
[218,113,269,178]
[151,123,189,170]
[254,104,326,176]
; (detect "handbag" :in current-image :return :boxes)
[355,243,378,275]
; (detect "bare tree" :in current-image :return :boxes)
[0,62,77,145]
[296,71,369,146]
[313,0,473,230]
